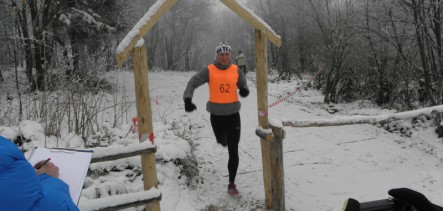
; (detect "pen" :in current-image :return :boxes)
[34,158,51,169]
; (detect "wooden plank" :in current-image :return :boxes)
[116,0,177,67]
[132,42,160,211]
[255,29,272,210]
[219,0,281,47]
[99,196,161,211]
[78,190,162,211]
[91,147,156,163]
[270,126,285,211]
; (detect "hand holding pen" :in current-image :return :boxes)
[34,158,51,169]
[34,158,59,178]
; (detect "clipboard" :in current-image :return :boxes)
[28,147,93,205]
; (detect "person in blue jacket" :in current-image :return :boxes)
[0,136,79,211]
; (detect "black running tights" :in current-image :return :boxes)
[210,112,241,183]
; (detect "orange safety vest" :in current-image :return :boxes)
[208,64,239,103]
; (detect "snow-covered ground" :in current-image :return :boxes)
[1,70,443,210]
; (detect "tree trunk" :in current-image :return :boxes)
[29,0,46,91]
[69,30,81,77]
[18,2,36,90]
[298,26,306,74]
[34,38,46,91]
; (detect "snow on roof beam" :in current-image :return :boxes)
[219,0,281,47]
[115,0,177,67]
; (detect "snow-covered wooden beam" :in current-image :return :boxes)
[115,0,177,67]
[256,127,274,141]
[282,105,443,127]
[78,188,161,211]
[219,0,281,47]
[90,141,156,163]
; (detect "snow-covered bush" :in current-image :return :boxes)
[380,115,433,137]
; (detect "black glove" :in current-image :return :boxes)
[184,98,196,112]
[388,188,440,211]
[239,88,249,98]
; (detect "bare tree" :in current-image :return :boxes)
[385,1,418,109]
[398,0,443,105]
[148,0,213,70]
[308,0,354,103]
[362,0,396,106]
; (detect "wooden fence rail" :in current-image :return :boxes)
[78,188,161,211]
[78,143,160,211]
[90,142,156,163]
[282,105,443,128]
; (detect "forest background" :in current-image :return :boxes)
[2,0,443,142]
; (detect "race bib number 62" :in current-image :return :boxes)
[219,84,230,93]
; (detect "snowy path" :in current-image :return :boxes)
[114,71,443,211]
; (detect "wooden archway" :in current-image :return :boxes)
[115,0,282,210]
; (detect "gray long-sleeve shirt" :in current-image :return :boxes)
[183,61,249,116]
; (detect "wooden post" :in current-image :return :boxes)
[255,29,272,210]
[132,41,160,211]
[270,125,285,211]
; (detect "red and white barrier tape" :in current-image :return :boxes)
[268,65,324,109]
